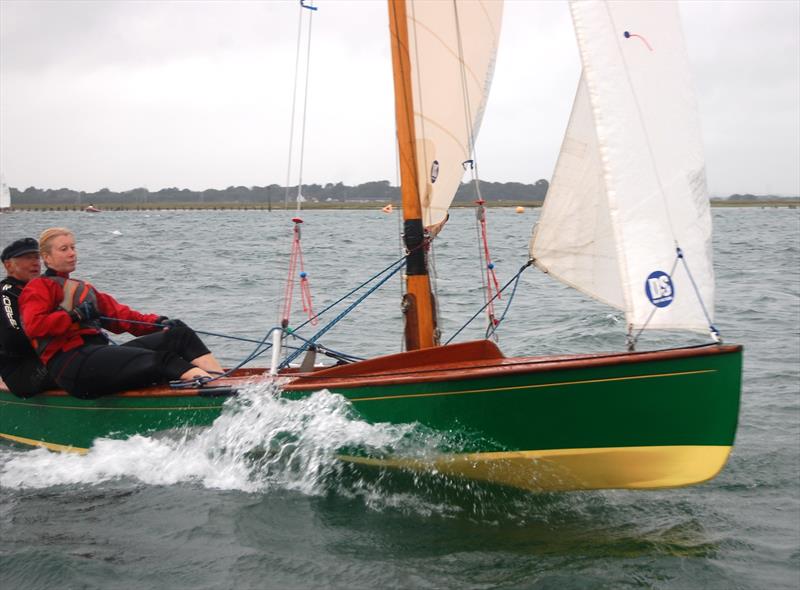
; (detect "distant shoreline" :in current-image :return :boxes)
[2,199,798,212]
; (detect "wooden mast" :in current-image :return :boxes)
[388,0,438,351]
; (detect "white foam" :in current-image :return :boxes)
[0,382,437,495]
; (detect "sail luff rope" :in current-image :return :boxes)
[284,4,305,209]
[294,3,315,214]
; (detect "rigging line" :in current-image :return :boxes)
[290,253,409,334]
[605,3,677,240]
[284,3,305,209]
[279,257,408,369]
[473,206,488,308]
[295,3,316,214]
[187,325,281,385]
[279,330,364,363]
[98,316,287,346]
[96,317,305,383]
[677,247,720,342]
[454,0,498,332]
[627,253,680,350]
[485,261,525,339]
[445,261,532,345]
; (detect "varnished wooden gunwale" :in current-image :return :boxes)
[283,342,743,391]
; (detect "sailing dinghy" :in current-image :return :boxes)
[0,0,741,492]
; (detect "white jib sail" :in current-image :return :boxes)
[405,0,503,227]
[0,176,10,209]
[530,0,714,333]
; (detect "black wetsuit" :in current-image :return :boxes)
[0,276,57,397]
[47,326,212,399]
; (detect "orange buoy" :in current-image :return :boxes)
[515,206,525,214]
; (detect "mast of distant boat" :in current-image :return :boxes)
[388,0,438,351]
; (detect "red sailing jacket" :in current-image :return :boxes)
[20,270,161,365]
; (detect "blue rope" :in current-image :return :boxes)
[279,257,407,369]
[99,317,280,346]
[290,254,407,333]
[485,264,526,339]
[446,261,531,345]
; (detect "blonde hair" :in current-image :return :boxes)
[39,227,74,255]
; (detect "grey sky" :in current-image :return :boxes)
[1,0,798,196]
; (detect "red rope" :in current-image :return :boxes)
[476,200,501,327]
[282,218,317,326]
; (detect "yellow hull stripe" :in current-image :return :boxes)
[350,369,716,403]
[339,445,733,491]
[0,432,89,454]
[1,432,732,492]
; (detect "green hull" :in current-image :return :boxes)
[327,349,741,451]
[0,389,229,452]
[0,343,742,490]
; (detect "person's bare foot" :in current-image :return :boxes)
[180,367,211,381]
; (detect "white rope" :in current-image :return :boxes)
[283,1,316,213]
[284,5,305,209]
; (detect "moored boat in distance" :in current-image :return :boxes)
[0,175,10,211]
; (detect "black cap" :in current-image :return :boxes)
[1,238,39,262]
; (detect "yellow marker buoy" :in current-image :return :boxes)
[515,206,525,214]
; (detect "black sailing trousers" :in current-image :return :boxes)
[47,327,211,399]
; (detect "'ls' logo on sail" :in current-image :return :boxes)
[645,271,675,307]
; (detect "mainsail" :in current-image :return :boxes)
[403,0,503,227]
[530,0,714,333]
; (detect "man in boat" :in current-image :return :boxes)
[19,227,225,399]
[0,237,58,397]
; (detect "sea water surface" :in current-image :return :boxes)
[0,207,798,589]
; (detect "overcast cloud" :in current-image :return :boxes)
[1,0,798,196]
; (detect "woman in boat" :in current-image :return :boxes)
[20,227,224,399]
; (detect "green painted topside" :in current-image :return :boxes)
[0,346,742,453]
[291,347,743,452]
[0,392,229,450]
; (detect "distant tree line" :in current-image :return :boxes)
[722,193,799,201]
[11,182,794,207]
[8,179,550,206]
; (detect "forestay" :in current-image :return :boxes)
[405,0,503,227]
[530,0,714,333]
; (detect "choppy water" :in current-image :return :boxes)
[0,207,798,589]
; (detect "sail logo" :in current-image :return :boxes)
[645,271,674,307]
